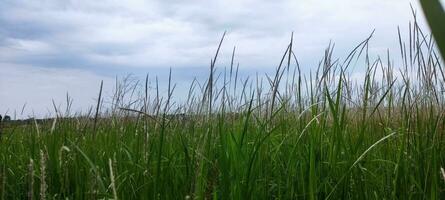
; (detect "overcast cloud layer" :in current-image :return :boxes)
[0,0,441,118]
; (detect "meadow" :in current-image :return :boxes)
[1,9,445,200]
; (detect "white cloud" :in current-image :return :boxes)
[0,63,114,118]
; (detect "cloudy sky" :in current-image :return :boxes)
[0,0,441,118]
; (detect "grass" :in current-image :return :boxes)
[1,15,445,199]
[419,0,445,58]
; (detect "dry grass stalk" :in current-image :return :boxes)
[40,150,47,200]
[28,159,34,200]
[441,167,445,183]
[109,158,118,200]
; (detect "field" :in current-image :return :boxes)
[1,14,445,200]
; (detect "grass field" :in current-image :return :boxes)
[1,15,445,199]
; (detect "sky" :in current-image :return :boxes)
[0,0,442,118]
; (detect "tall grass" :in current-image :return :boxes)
[419,0,445,59]
[1,16,445,199]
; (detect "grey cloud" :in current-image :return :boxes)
[0,0,439,116]
[0,0,426,72]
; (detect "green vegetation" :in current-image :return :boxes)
[419,0,445,58]
[1,14,445,200]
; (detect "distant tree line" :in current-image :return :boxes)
[0,114,11,122]
[0,114,10,136]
